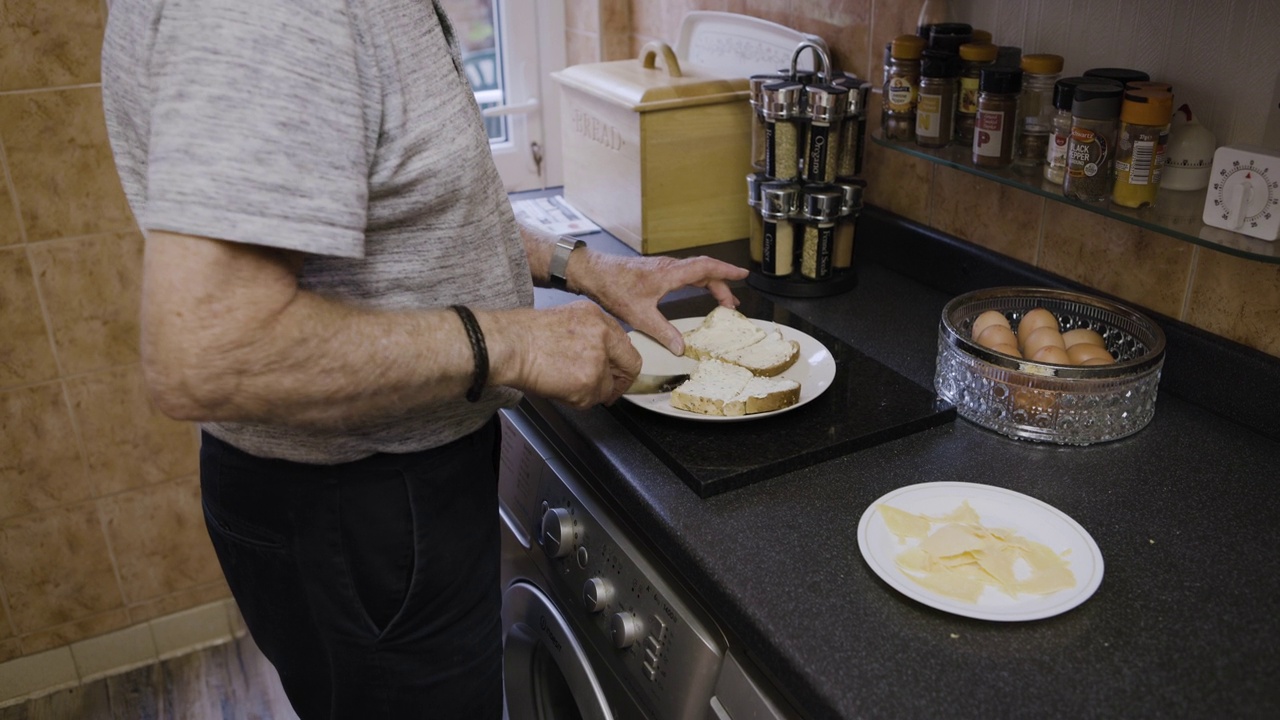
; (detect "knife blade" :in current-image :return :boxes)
[625,372,690,394]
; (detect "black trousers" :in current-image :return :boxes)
[199,419,502,720]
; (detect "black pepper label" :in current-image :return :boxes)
[1068,127,1110,179]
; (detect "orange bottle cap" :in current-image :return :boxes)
[959,42,998,62]
[891,35,926,60]
[1121,89,1174,126]
[1021,53,1064,75]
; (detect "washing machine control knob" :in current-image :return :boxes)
[610,612,644,649]
[540,507,574,559]
[583,578,613,613]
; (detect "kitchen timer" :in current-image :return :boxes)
[1201,145,1280,241]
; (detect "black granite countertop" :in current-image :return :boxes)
[523,201,1280,719]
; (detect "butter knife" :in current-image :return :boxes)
[625,372,690,394]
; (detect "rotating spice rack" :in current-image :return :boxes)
[871,132,1280,263]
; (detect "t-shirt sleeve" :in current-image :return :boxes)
[142,0,370,258]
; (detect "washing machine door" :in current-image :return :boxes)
[503,581,614,720]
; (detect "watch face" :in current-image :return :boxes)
[1202,145,1280,241]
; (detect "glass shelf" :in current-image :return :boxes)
[872,132,1280,264]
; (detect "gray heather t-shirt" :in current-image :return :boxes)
[102,0,533,463]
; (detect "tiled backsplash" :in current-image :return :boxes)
[1,0,1278,704]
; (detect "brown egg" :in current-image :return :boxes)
[1082,357,1115,366]
[976,324,1017,350]
[1030,344,1071,365]
[972,310,1011,340]
[1017,308,1059,341]
[989,343,1022,358]
[1021,325,1067,357]
[1062,327,1106,349]
[1070,343,1116,365]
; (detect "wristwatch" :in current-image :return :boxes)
[548,236,586,291]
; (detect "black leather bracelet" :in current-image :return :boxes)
[451,305,488,403]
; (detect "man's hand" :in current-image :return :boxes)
[571,253,750,356]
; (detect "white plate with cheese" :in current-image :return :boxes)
[623,317,836,422]
[857,481,1104,621]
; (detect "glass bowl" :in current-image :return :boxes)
[934,287,1166,445]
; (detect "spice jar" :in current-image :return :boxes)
[956,42,997,146]
[1112,89,1174,209]
[925,22,972,55]
[832,74,871,178]
[1083,68,1150,87]
[749,74,785,171]
[746,173,767,264]
[804,83,849,183]
[1063,83,1124,202]
[1043,77,1100,184]
[972,66,1022,168]
[882,35,926,141]
[834,181,865,271]
[1016,54,1063,167]
[759,182,799,276]
[762,81,804,181]
[916,50,960,148]
[800,187,843,281]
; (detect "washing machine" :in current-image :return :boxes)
[498,407,793,720]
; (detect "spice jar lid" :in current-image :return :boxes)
[971,29,993,44]
[760,182,799,217]
[927,23,973,54]
[802,187,844,222]
[1052,76,1094,111]
[1127,80,1173,95]
[750,73,788,103]
[959,42,998,63]
[833,74,872,115]
[921,49,961,78]
[1021,53,1064,75]
[1071,83,1124,120]
[746,172,768,205]
[760,81,803,120]
[1083,67,1150,85]
[995,46,1022,68]
[835,180,866,216]
[1121,89,1174,126]
[890,35,926,60]
[805,84,849,123]
[978,66,1022,94]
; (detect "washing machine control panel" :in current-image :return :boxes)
[501,411,724,720]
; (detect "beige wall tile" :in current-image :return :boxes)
[0,247,58,388]
[861,138,932,224]
[69,621,157,682]
[150,601,232,660]
[932,165,1043,265]
[566,30,601,66]
[1040,203,1193,320]
[65,366,199,496]
[0,186,21,247]
[1185,249,1280,357]
[0,639,19,664]
[0,0,105,92]
[27,232,143,376]
[0,646,78,704]
[128,580,232,625]
[0,88,135,243]
[566,0,600,33]
[869,0,920,83]
[0,382,90,521]
[0,503,123,635]
[100,476,222,605]
[791,1,871,78]
[16,609,131,656]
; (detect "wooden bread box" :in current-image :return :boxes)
[553,43,753,254]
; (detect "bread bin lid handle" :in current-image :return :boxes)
[639,41,684,78]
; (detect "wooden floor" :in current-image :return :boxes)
[0,633,298,720]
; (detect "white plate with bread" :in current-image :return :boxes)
[623,308,836,421]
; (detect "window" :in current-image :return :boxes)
[440,0,566,192]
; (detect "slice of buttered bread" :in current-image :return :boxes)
[670,360,800,417]
[682,307,800,375]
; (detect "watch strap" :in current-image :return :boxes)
[549,237,586,291]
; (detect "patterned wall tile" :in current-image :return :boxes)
[1039,203,1193,320]
[0,383,90,522]
[861,138,933,224]
[790,0,872,78]
[127,581,232,626]
[0,247,58,388]
[0,502,123,635]
[27,231,143,376]
[0,185,21,247]
[1185,249,1280,358]
[17,609,132,656]
[0,0,105,92]
[932,165,1043,265]
[64,366,200,497]
[0,88,135,243]
[99,476,222,604]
